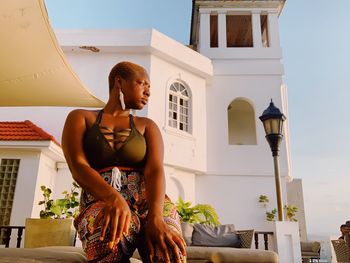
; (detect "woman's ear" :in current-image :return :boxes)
[115,77,122,89]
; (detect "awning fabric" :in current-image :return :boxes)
[0,0,105,107]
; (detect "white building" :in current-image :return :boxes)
[0,0,307,252]
[0,121,69,227]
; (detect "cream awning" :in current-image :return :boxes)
[0,0,105,107]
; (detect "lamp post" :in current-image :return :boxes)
[259,100,286,221]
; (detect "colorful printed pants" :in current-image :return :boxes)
[74,167,185,262]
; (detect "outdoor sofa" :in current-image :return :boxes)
[0,246,278,263]
[175,223,278,263]
[0,223,278,262]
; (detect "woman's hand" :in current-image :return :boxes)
[93,192,131,250]
[145,215,186,263]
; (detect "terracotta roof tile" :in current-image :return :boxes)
[0,121,60,146]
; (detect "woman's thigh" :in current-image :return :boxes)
[75,201,141,262]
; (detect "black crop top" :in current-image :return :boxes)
[83,110,147,170]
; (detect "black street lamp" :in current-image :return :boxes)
[259,99,286,221]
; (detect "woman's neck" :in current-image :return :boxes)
[103,100,130,117]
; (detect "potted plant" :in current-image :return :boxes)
[24,182,80,248]
[175,197,220,226]
[258,194,298,222]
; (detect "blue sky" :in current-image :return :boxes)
[44,0,350,236]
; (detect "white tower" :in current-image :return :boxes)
[190,0,297,231]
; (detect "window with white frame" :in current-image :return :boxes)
[168,82,191,133]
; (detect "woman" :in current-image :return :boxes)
[62,61,186,262]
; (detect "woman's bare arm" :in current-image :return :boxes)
[62,109,130,249]
[143,118,166,217]
[143,118,186,262]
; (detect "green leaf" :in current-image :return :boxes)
[37,182,81,219]
[56,199,68,207]
[50,205,62,216]
[176,198,220,226]
[40,211,48,219]
[259,194,269,204]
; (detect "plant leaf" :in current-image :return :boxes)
[50,205,62,216]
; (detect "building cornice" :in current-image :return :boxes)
[195,0,285,14]
[0,140,65,162]
[55,29,213,79]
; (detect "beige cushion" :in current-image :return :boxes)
[0,246,87,262]
[0,245,276,263]
[0,247,142,263]
[186,246,278,263]
[302,251,320,257]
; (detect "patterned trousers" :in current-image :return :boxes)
[74,167,186,262]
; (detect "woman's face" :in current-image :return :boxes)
[122,70,150,110]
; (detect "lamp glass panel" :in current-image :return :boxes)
[263,118,284,135]
[278,120,284,134]
[263,119,272,135]
[271,118,280,134]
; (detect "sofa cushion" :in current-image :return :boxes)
[186,246,278,263]
[0,247,142,263]
[191,224,240,247]
[181,222,194,246]
[0,246,87,263]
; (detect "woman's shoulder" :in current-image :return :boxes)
[68,109,98,117]
[134,116,162,135]
[65,109,100,127]
[133,116,157,127]
[133,116,160,135]
[67,109,99,119]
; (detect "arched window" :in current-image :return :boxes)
[168,82,191,133]
[227,98,257,145]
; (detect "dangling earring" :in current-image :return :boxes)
[119,89,126,110]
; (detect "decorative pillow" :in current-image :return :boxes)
[236,229,254,248]
[180,222,194,246]
[191,224,240,247]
